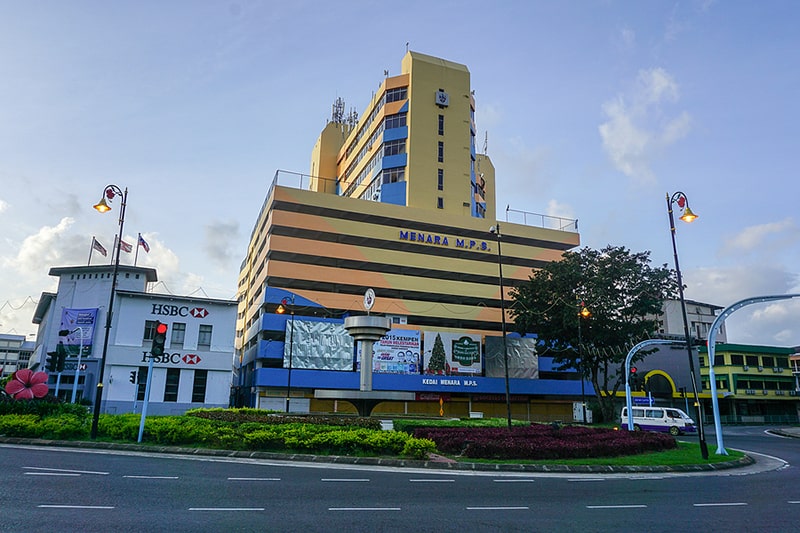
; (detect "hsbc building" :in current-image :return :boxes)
[32,264,237,415]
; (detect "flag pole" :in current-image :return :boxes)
[134,233,140,266]
[88,237,95,266]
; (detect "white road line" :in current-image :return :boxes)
[789,501,800,504]
[493,479,535,483]
[587,505,648,509]
[329,507,401,511]
[466,506,530,511]
[228,477,281,481]
[569,478,606,482]
[123,475,179,479]
[189,507,265,511]
[409,479,455,482]
[321,478,370,482]
[24,466,109,475]
[693,502,747,507]
[25,472,80,477]
[38,505,114,509]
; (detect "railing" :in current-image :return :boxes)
[505,207,578,233]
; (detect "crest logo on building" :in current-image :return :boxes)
[190,307,208,318]
[182,354,202,365]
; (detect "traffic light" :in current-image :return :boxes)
[151,322,168,357]
[45,351,57,372]
[629,367,639,390]
[129,370,137,384]
[55,342,67,372]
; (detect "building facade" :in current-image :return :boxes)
[234,51,585,420]
[31,265,236,415]
[0,333,34,379]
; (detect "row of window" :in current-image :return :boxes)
[144,320,213,351]
[704,377,795,392]
[136,367,208,403]
[700,354,790,368]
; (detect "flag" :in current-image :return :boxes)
[138,233,150,253]
[92,238,107,257]
[115,236,133,253]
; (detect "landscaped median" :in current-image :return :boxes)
[0,401,751,472]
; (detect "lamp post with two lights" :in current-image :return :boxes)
[489,223,512,429]
[276,296,295,413]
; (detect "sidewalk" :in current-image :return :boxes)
[770,426,800,438]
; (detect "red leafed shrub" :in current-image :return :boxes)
[412,425,675,460]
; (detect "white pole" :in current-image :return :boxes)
[71,327,84,403]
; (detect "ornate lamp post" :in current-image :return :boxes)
[489,223,512,429]
[666,191,708,459]
[577,301,591,424]
[277,296,295,413]
[91,184,127,439]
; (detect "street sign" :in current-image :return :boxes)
[633,396,654,406]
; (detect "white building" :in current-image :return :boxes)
[31,265,236,415]
[658,299,726,343]
[0,333,34,379]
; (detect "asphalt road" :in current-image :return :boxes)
[1,428,798,532]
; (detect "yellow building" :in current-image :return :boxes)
[233,52,581,418]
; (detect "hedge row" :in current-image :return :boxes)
[185,407,382,430]
[413,424,676,460]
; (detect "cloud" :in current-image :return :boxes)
[721,218,800,256]
[3,218,77,281]
[204,219,240,269]
[599,68,691,184]
[620,27,636,49]
[0,198,8,213]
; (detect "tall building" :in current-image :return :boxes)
[234,51,582,419]
[0,333,34,379]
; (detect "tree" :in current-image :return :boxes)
[509,245,678,422]
[427,333,447,375]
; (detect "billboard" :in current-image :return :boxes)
[485,336,539,379]
[285,320,353,371]
[59,308,98,357]
[371,329,421,374]
[423,331,482,375]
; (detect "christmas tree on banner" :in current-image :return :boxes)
[427,333,447,375]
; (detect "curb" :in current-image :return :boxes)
[0,436,754,473]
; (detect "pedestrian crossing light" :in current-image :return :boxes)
[45,351,58,373]
[151,322,168,357]
[129,370,137,384]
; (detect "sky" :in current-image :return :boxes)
[1,1,799,347]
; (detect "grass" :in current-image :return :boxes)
[458,441,745,466]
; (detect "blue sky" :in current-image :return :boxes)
[1,1,799,346]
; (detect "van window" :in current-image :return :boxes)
[632,408,644,417]
[665,409,680,418]
[645,409,662,418]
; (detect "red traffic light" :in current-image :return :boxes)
[156,323,168,335]
[630,366,637,374]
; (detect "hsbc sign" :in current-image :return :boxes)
[141,352,202,365]
[151,304,209,319]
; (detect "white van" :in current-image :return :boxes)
[620,406,697,436]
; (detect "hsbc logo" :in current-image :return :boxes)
[152,304,210,319]
[141,352,203,365]
[182,354,202,365]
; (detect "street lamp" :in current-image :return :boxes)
[276,296,295,413]
[577,301,591,424]
[666,191,708,459]
[91,184,127,440]
[489,223,512,429]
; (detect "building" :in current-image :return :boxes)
[0,333,34,379]
[699,343,798,423]
[31,265,236,414]
[234,51,584,420]
[658,299,726,343]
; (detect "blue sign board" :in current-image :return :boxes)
[633,396,654,406]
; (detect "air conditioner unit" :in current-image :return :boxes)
[757,366,764,372]
[762,390,769,395]
[773,367,781,373]
[743,365,749,371]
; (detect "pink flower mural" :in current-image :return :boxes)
[4,369,49,399]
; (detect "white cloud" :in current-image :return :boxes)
[687,264,797,306]
[0,198,8,213]
[721,218,800,256]
[620,27,636,49]
[545,199,576,222]
[599,68,691,184]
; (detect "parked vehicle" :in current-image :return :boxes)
[620,406,697,436]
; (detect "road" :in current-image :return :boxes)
[1,428,798,532]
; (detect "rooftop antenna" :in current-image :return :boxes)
[331,97,345,124]
[483,131,488,155]
[406,42,409,53]
[384,69,389,77]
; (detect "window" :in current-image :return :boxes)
[437,141,444,163]
[762,356,775,368]
[384,139,406,156]
[143,320,159,342]
[136,365,149,401]
[438,114,444,135]
[192,369,208,403]
[384,112,407,129]
[437,169,444,191]
[171,323,186,349]
[198,325,212,351]
[730,354,744,365]
[437,197,444,209]
[382,167,405,184]
[164,368,180,402]
[385,87,407,103]
[713,355,724,366]
[776,357,789,369]
[746,355,759,367]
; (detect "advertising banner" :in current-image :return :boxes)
[485,336,539,379]
[59,308,98,357]
[286,320,353,371]
[423,331,482,375]
[371,329,421,374]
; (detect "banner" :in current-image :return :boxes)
[423,331,482,375]
[370,330,421,374]
[485,336,539,379]
[59,308,98,357]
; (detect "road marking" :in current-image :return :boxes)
[329,507,401,511]
[493,479,535,483]
[693,502,747,507]
[587,505,647,509]
[38,505,114,509]
[24,466,109,475]
[228,477,281,481]
[189,507,265,511]
[569,478,606,482]
[466,506,530,510]
[409,479,455,483]
[321,478,370,482]
[25,472,80,477]
[123,475,179,479]
[789,501,800,504]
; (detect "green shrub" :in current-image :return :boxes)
[98,414,141,441]
[0,396,90,419]
[38,414,89,440]
[401,438,437,460]
[0,414,42,437]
